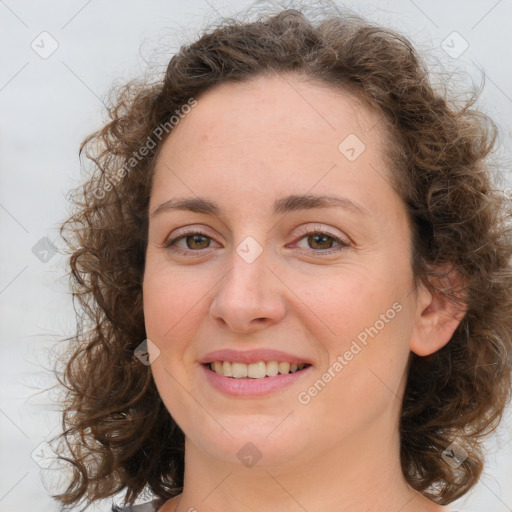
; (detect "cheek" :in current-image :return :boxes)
[302,302,411,438]
[142,263,210,346]
[297,265,412,395]
[290,263,403,344]
[143,265,208,427]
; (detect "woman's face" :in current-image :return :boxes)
[143,74,426,470]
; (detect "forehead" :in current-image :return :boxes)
[170,74,382,148]
[151,74,395,215]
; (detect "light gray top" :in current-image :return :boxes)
[112,500,160,511]
[112,502,472,512]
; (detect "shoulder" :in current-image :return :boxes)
[112,499,161,512]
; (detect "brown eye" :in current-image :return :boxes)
[164,230,219,256]
[184,234,211,250]
[293,228,349,254]
[307,233,335,250]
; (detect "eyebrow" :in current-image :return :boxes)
[151,193,369,218]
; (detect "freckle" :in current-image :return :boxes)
[201,129,212,143]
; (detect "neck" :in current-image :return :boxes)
[173,413,445,512]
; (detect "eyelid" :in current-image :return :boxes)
[293,223,349,242]
[161,224,218,245]
[168,224,216,239]
[161,226,220,251]
[289,225,350,254]
[162,223,350,255]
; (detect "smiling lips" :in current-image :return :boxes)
[200,349,313,389]
[209,360,308,379]
[202,359,312,396]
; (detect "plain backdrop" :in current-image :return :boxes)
[1,1,511,511]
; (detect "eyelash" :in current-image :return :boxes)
[163,226,350,257]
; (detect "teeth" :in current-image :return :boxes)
[222,361,232,377]
[278,362,290,374]
[266,361,279,376]
[209,360,307,379]
[232,362,248,378]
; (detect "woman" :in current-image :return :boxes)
[53,3,512,512]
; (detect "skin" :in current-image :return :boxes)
[142,73,464,512]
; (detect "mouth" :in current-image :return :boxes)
[205,361,311,379]
[199,349,314,396]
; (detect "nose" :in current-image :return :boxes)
[209,246,287,334]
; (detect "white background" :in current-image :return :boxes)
[1,1,511,511]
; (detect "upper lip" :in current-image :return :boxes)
[199,348,312,365]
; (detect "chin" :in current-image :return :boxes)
[185,415,311,468]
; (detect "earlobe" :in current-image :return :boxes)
[409,268,467,357]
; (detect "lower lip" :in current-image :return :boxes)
[201,364,313,397]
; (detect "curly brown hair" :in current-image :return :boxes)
[52,2,512,510]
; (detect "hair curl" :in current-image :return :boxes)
[52,2,512,509]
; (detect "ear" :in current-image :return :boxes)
[410,266,467,357]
